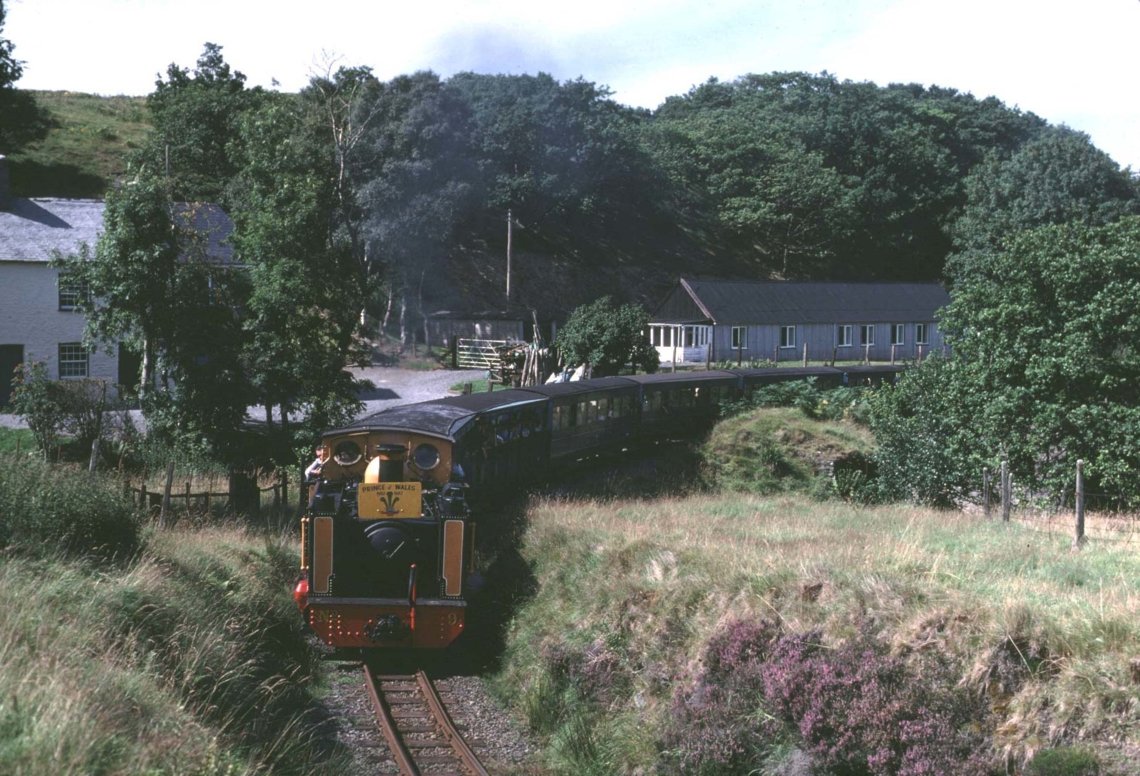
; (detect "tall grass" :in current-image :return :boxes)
[0,519,347,775]
[495,492,1140,774]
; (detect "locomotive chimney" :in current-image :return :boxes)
[376,444,407,482]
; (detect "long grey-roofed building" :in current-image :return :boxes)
[649,277,950,366]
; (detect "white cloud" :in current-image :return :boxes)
[7,0,1139,166]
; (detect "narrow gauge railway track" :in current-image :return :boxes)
[363,664,489,776]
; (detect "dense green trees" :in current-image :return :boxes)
[141,43,264,202]
[229,95,365,435]
[872,218,1140,508]
[947,127,1139,279]
[647,73,1055,281]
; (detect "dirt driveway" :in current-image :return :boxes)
[350,367,487,418]
[0,367,488,430]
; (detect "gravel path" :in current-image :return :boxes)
[0,367,488,429]
[350,367,487,418]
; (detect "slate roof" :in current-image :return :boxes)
[654,278,949,325]
[0,197,235,265]
[0,198,105,262]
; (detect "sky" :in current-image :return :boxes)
[6,0,1140,169]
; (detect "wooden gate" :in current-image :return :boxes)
[455,339,509,370]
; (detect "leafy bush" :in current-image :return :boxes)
[0,457,139,558]
[9,362,66,460]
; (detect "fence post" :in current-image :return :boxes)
[891,343,896,365]
[983,467,991,518]
[802,342,808,367]
[1000,459,1010,522]
[184,481,191,515]
[159,461,175,528]
[1074,459,1086,550]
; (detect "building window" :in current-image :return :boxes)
[837,325,852,347]
[731,326,747,349]
[915,323,928,345]
[58,343,89,378]
[779,325,796,349]
[890,323,905,346]
[58,272,89,311]
[860,325,875,346]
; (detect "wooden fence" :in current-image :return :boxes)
[126,469,298,524]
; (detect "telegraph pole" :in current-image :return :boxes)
[506,209,513,302]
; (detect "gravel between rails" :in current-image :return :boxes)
[319,663,539,774]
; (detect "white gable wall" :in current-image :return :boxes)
[0,261,117,385]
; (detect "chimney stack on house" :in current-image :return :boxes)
[0,155,10,210]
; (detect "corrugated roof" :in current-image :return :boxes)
[0,197,234,264]
[674,279,949,324]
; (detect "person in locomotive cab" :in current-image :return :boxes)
[304,449,324,481]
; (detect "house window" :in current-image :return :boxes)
[731,326,747,349]
[890,324,905,346]
[860,325,875,346]
[780,325,796,349]
[58,343,89,378]
[58,272,89,311]
[837,325,852,347]
[915,323,929,345]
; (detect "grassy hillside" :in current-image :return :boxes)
[6,90,150,198]
[495,490,1139,774]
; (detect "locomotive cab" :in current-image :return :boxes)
[297,431,475,650]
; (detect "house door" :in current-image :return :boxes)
[0,345,24,408]
[117,343,142,395]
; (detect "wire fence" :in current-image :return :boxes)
[978,459,1138,547]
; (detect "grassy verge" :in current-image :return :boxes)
[494,492,1140,774]
[0,457,346,775]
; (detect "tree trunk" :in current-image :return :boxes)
[398,294,408,354]
[140,339,154,401]
[382,286,394,334]
[88,381,106,473]
[418,269,431,351]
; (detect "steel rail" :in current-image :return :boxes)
[362,665,489,776]
[363,664,419,775]
[415,670,489,776]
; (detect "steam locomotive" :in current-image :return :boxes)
[292,364,901,650]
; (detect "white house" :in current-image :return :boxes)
[649,277,951,366]
[0,155,233,407]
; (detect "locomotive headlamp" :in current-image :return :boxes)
[412,443,441,470]
[333,439,363,466]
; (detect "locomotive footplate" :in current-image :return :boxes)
[305,597,466,649]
